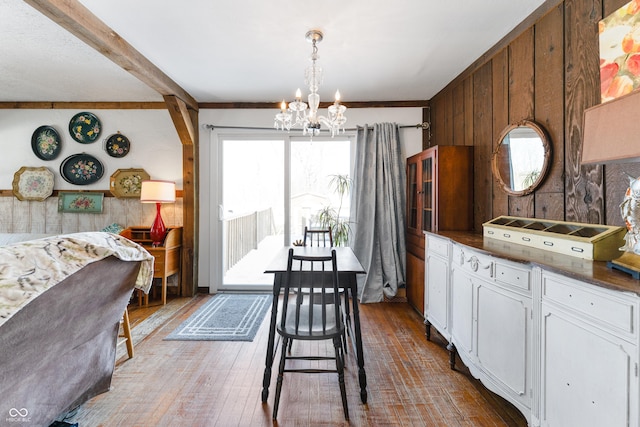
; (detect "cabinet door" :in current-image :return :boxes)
[406,159,418,233]
[450,266,474,359]
[541,304,636,427]
[425,253,449,339]
[475,280,531,407]
[420,153,434,232]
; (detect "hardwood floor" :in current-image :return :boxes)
[67,294,527,426]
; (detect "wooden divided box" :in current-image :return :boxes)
[483,216,626,261]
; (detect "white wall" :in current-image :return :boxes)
[197,107,424,289]
[0,109,183,189]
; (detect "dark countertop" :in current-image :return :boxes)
[428,230,640,296]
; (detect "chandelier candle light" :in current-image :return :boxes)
[274,30,347,137]
[140,180,176,246]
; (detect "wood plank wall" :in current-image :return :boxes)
[429,0,640,232]
[0,196,183,234]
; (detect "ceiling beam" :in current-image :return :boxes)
[23,0,198,111]
[164,95,196,145]
[198,100,430,109]
[0,101,167,109]
[0,100,430,109]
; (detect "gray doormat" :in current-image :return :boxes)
[164,293,272,341]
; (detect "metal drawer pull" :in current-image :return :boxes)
[571,247,584,253]
[544,241,554,246]
[503,233,511,238]
[522,237,531,242]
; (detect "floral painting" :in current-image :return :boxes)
[109,168,150,198]
[69,159,99,182]
[119,173,143,195]
[36,129,59,156]
[60,153,103,185]
[105,133,130,158]
[24,175,47,193]
[68,111,101,143]
[12,166,54,201]
[58,192,103,213]
[31,126,61,160]
[69,195,95,210]
[600,0,640,102]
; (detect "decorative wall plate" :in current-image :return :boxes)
[12,166,55,201]
[68,111,101,143]
[58,192,104,213]
[109,168,150,198]
[31,125,62,160]
[104,133,130,158]
[60,153,104,185]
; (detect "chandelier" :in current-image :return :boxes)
[274,30,347,137]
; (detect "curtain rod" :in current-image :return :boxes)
[203,122,429,132]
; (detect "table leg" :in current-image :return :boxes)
[261,281,281,402]
[344,287,352,337]
[350,281,368,404]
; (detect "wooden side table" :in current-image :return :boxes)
[121,226,182,305]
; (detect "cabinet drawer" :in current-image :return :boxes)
[153,257,165,275]
[542,273,636,335]
[495,262,530,291]
[427,235,450,258]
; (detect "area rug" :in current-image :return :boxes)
[164,293,272,341]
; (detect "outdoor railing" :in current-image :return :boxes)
[223,208,275,274]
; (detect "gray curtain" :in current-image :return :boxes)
[349,123,407,303]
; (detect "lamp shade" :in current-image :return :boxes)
[582,89,640,165]
[140,180,176,203]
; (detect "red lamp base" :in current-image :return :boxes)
[150,202,166,246]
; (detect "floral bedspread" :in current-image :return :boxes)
[0,232,154,327]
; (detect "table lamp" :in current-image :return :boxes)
[140,180,176,246]
[582,89,640,275]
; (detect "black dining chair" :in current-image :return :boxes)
[272,248,349,421]
[303,226,333,247]
[291,226,349,354]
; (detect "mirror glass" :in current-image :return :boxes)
[492,120,551,196]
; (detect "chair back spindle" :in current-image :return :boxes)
[280,248,341,338]
[303,226,333,247]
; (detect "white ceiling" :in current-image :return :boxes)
[1,0,548,104]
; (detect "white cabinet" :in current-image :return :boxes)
[424,234,451,341]
[424,231,640,426]
[450,243,532,418]
[540,270,639,427]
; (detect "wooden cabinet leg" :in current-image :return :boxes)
[162,276,167,305]
[446,342,456,370]
[137,289,149,307]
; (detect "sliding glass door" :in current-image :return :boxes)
[213,133,352,291]
[218,137,285,291]
[289,138,352,243]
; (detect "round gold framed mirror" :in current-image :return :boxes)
[491,120,552,196]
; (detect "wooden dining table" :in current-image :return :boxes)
[261,246,368,404]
